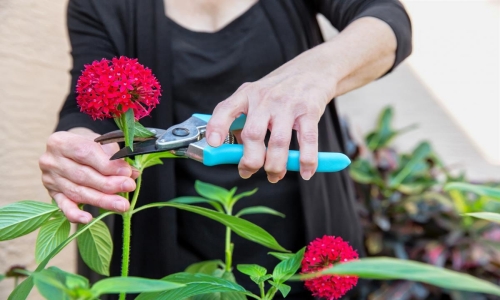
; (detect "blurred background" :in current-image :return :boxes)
[0,0,498,299]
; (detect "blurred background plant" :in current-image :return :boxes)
[347,107,500,300]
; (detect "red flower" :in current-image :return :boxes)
[76,56,161,120]
[301,235,359,300]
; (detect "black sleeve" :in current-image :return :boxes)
[55,0,118,134]
[312,0,412,72]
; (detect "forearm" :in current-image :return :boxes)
[327,17,397,96]
[291,16,398,99]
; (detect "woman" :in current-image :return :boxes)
[39,0,412,298]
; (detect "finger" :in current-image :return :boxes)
[238,110,269,179]
[52,192,92,224]
[131,166,141,180]
[54,157,136,194]
[48,132,132,176]
[264,116,294,183]
[55,176,130,213]
[296,116,319,180]
[206,88,248,147]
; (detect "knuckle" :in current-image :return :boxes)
[73,144,94,161]
[242,125,264,141]
[269,132,290,148]
[41,174,54,186]
[99,179,116,194]
[300,155,317,167]
[46,132,65,149]
[66,185,83,203]
[300,130,318,145]
[240,157,262,171]
[38,153,53,170]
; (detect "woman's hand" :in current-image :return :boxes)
[206,48,337,183]
[206,17,397,183]
[39,128,138,223]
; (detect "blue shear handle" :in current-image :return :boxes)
[202,144,351,172]
[192,113,247,131]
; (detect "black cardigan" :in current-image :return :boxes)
[58,0,412,284]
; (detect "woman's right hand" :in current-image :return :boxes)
[39,128,138,224]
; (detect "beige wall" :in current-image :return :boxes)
[0,0,74,299]
[0,0,498,299]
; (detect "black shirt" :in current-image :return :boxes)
[169,3,307,297]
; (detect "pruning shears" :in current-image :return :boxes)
[95,114,351,172]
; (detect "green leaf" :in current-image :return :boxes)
[119,108,136,151]
[185,260,224,275]
[33,271,70,300]
[135,203,288,252]
[449,190,470,214]
[465,212,500,224]
[230,188,258,207]
[35,217,70,263]
[268,252,294,261]
[297,257,500,296]
[237,264,268,286]
[77,220,113,276]
[191,270,247,300]
[136,273,248,300]
[135,152,177,170]
[237,265,267,278]
[445,183,500,201]
[34,267,89,300]
[169,197,224,213]
[389,142,431,188]
[269,281,291,298]
[349,159,380,185]
[91,277,184,295]
[8,212,114,300]
[0,201,59,241]
[195,180,231,205]
[0,274,4,282]
[134,122,155,138]
[235,206,285,218]
[272,247,305,284]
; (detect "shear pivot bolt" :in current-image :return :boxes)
[172,128,190,137]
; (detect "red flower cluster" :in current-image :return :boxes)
[76,56,161,120]
[301,235,359,300]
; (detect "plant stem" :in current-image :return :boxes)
[14,277,18,288]
[119,175,142,300]
[259,282,265,299]
[225,226,232,272]
[266,287,278,300]
[224,205,233,272]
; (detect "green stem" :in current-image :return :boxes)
[259,282,265,299]
[14,277,18,288]
[225,227,232,272]
[224,206,233,272]
[119,174,142,300]
[266,287,278,300]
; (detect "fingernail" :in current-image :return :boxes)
[79,214,91,223]
[268,176,278,184]
[239,170,252,179]
[302,171,313,181]
[113,200,127,212]
[207,132,221,147]
[121,180,135,191]
[117,167,131,176]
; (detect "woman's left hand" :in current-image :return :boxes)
[206,17,398,183]
[206,48,337,183]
